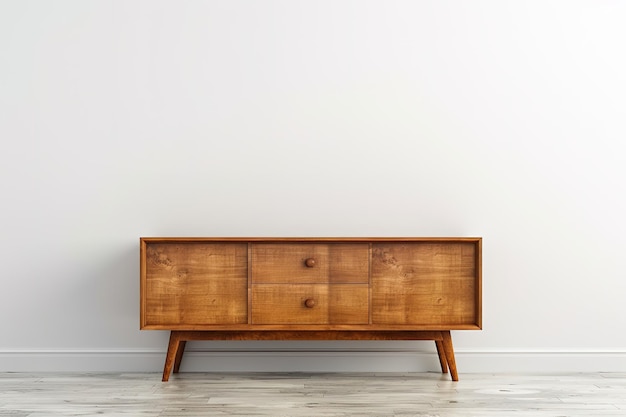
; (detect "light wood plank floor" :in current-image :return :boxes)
[1,372,625,416]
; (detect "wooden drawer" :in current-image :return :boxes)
[251,243,369,284]
[251,284,369,324]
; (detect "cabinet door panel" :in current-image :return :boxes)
[371,243,478,326]
[143,243,248,327]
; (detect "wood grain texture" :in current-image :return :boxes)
[251,284,369,324]
[328,284,369,324]
[371,242,479,327]
[142,242,248,328]
[161,330,446,341]
[251,243,368,284]
[251,284,328,324]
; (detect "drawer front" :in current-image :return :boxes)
[251,284,369,324]
[143,242,248,327]
[371,242,478,326]
[251,243,369,284]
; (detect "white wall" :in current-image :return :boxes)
[1,0,625,373]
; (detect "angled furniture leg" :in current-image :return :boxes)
[441,331,458,381]
[435,339,449,374]
[163,331,183,382]
[173,340,187,373]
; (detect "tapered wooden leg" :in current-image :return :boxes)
[435,340,448,374]
[441,331,458,381]
[173,340,186,373]
[162,331,182,382]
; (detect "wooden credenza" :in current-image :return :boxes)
[140,237,482,381]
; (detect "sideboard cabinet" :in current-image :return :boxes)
[140,237,482,381]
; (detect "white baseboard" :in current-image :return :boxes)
[1,349,625,373]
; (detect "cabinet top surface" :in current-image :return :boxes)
[141,237,482,243]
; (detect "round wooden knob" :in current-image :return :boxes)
[304,258,316,268]
[304,298,316,308]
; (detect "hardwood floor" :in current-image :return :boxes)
[1,372,625,416]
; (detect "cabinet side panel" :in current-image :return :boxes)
[371,242,478,326]
[140,239,147,328]
[143,242,248,327]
